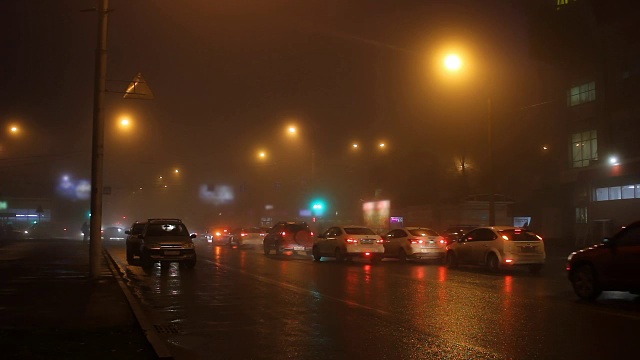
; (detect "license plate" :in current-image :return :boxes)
[293,246,305,251]
[361,239,374,244]
[520,246,536,253]
[164,250,180,256]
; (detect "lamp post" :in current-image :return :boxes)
[444,54,495,226]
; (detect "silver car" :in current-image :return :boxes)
[313,225,385,263]
[383,227,447,262]
[445,226,545,273]
[135,218,197,269]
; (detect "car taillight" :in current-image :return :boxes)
[241,233,247,237]
[439,239,446,244]
[376,238,384,244]
[260,233,266,236]
[365,252,371,256]
[281,231,286,236]
[408,238,423,244]
[310,231,314,236]
[346,238,358,243]
[502,235,510,241]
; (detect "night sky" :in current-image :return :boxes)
[1,0,538,228]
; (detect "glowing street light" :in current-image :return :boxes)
[379,143,385,148]
[352,143,359,148]
[444,54,463,72]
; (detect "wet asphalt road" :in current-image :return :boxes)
[105,240,640,360]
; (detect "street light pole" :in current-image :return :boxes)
[89,0,109,279]
[487,96,495,226]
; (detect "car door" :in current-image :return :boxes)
[471,228,497,264]
[456,229,479,264]
[316,228,331,255]
[606,224,640,285]
[320,227,340,254]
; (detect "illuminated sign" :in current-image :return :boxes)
[0,201,7,210]
[363,200,390,231]
[390,216,403,224]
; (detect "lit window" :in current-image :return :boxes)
[595,188,609,201]
[609,187,622,200]
[557,0,577,10]
[567,81,596,106]
[571,130,598,168]
[622,185,635,199]
[636,185,640,199]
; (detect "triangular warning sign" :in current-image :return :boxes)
[124,72,154,100]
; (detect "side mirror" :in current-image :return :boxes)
[190,233,197,239]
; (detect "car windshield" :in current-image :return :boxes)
[344,227,376,235]
[409,228,439,237]
[146,223,189,237]
[499,229,541,241]
[247,227,263,233]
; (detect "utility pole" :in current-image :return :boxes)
[488,96,495,226]
[89,0,109,279]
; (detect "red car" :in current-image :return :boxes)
[567,221,640,300]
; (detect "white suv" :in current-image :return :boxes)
[312,225,385,263]
[445,226,545,273]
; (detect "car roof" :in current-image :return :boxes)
[404,227,434,230]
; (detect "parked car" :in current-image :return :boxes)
[263,222,314,255]
[125,221,147,264]
[229,227,269,247]
[102,226,125,241]
[442,225,479,244]
[445,226,545,273]
[567,220,640,300]
[313,225,385,263]
[383,227,447,262]
[129,218,196,269]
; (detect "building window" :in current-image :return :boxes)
[571,130,598,168]
[576,207,587,224]
[557,0,577,9]
[595,185,640,202]
[567,81,596,106]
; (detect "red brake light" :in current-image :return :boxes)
[439,239,445,244]
[365,252,371,256]
[281,231,286,236]
[376,238,384,244]
[310,231,314,236]
[241,233,247,237]
[346,238,358,243]
[408,238,423,244]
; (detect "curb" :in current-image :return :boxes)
[102,248,174,360]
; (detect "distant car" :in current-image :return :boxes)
[313,225,385,263]
[23,222,69,239]
[131,218,196,269]
[567,221,640,300]
[102,226,125,241]
[125,221,147,264]
[445,226,545,273]
[211,228,232,245]
[263,222,314,255]
[383,227,447,262]
[442,225,479,244]
[229,227,268,247]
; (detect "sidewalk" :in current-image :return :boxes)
[0,238,157,359]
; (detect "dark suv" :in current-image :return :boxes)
[126,218,197,269]
[263,222,314,255]
[125,221,147,264]
[567,220,640,300]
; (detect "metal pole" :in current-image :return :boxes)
[89,0,109,279]
[487,96,495,226]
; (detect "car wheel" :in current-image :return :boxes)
[335,248,345,262]
[529,264,543,274]
[446,251,458,268]
[486,253,500,272]
[126,245,134,265]
[141,251,153,269]
[398,248,408,262]
[571,264,601,300]
[312,246,321,261]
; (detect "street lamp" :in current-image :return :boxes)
[444,53,495,226]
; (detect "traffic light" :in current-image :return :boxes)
[310,199,326,217]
